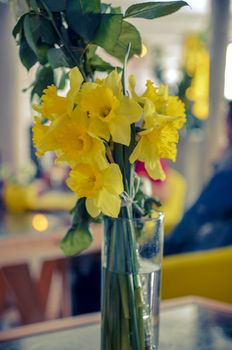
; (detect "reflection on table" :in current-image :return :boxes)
[0,297,232,350]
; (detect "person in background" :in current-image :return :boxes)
[164,101,232,255]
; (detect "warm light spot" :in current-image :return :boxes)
[32,214,49,232]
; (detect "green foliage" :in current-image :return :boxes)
[39,17,57,45]
[78,0,101,13]
[23,14,40,53]
[106,21,142,62]
[12,14,26,39]
[125,1,189,19]
[12,0,188,99]
[66,0,102,42]
[88,54,116,73]
[60,198,94,256]
[93,14,123,51]
[19,35,37,70]
[41,0,67,11]
[47,47,72,69]
[30,65,54,99]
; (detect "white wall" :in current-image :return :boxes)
[0,3,32,172]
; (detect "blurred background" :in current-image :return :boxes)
[0,0,232,331]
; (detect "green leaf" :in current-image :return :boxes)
[106,21,141,62]
[111,6,122,14]
[60,223,93,256]
[31,65,54,99]
[42,0,67,11]
[89,54,115,72]
[23,14,40,53]
[12,14,26,39]
[87,44,97,58]
[36,43,50,65]
[71,198,91,223]
[47,47,72,68]
[40,17,57,45]
[29,0,39,11]
[60,198,94,256]
[79,0,101,13]
[66,0,101,42]
[93,14,123,51]
[19,36,37,70]
[124,1,189,19]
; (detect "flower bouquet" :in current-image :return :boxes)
[13,1,188,348]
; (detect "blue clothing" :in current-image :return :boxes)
[164,145,232,255]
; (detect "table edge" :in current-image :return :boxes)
[1,296,232,343]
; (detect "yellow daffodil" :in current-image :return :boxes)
[78,70,142,146]
[33,85,68,120]
[32,107,107,168]
[143,81,168,114]
[67,163,124,218]
[129,76,185,118]
[130,99,186,180]
[33,67,83,120]
[32,116,54,156]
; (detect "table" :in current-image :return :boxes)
[0,213,102,324]
[0,213,102,266]
[0,297,232,349]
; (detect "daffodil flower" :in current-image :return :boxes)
[129,75,186,120]
[67,163,124,218]
[33,107,107,168]
[78,70,143,146]
[130,99,186,180]
[33,67,83,120]
[33,85,68,120]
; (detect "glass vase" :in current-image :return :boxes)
[101,208,164,350]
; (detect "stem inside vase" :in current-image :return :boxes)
[101,209,163,350]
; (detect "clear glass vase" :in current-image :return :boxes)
[101,208,164,350]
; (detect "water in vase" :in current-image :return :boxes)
[101,262,161,350]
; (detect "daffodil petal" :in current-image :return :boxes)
[129,140,142,164]
[128,74,137,99]
[89,118,110,141]
[103,70,122,98]
[68,67,83,91]
[67,67,84,113]
[117,96,142,123]
[97,188,121,218]
[86,198,101,217]
[109,116,131,145]
[103,164,123,194]
[145,159,166,181]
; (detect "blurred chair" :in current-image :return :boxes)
[0,258,71,326]
[162,245,232,304]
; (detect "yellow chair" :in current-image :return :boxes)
[162,245,232,304]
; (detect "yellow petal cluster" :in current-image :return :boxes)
[33,68,140,218]
[32,66,186,218]
[78,70,143,145]
[129,78,186,180]
[67,163,123,218]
